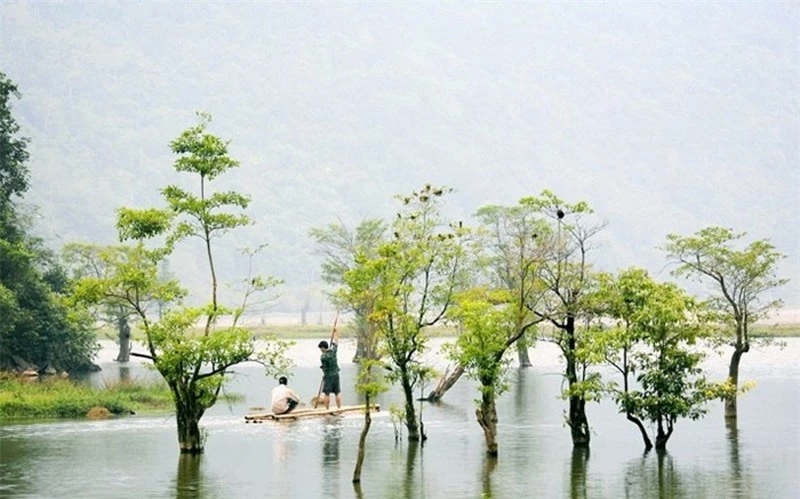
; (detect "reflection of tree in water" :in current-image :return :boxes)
[481,455,497,498]
[400,441,420,499]
[174,454,202,499]
[0,434,40,497]
[321,417,342,494]
[322,419,342,467]
[726,419,752,497]
[623,450,687,499]
[569,447,589,499]
[513,368,527,413]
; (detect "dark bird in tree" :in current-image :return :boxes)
[556,208,565,220]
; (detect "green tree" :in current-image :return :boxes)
[62,243,174,362]
[115,113,289,453]
[663,227,788,420]
[446,288,520,456]
[310,218,387,362]
[592,268,735,450]
[0,72,97,373]
[523,190,605,447]
[427,201,550,403]
[348,184,467,442]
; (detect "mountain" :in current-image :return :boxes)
[1,1,797,312]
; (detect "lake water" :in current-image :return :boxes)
[1,338,798,498]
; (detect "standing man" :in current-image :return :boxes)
[271,376,301,415]
[318,328,342,410]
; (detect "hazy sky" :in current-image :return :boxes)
[1,2,797,310]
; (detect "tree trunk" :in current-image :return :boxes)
[352,395,372,483]
[725,343,749,419]
[626,413,652,450]
[564,317,590,447]
[516,335,532,367]
[654,419,673,450]
[352,314,379,363]
[425,365,465,402]
[476,388,499,456]
[400,370,420,441]
[115,314,131,363]
[176,398,204,454]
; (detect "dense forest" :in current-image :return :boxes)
[0,2,797,313]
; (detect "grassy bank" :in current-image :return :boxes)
[0,374,175,419]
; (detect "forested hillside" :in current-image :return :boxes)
[1,2,797,312]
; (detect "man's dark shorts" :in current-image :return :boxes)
[285,399,299,413]
[322,374,341,395]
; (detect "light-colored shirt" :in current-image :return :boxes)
[271,384,300,414]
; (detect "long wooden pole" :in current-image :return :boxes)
[313,311,339,408]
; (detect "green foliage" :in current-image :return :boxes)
[0,73,98,373]
[446,288,515,399]
[90,113,289,452]
[591,268,735,448]
[663,227,788,348]
[338,184,468,439]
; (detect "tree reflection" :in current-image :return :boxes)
[513,368,528,412]
[321,417,342,492]
[403,441,420,499]
[623,450,684,499]
[481,455,497,498]
[726,419,752,497]
[569,446,589,499]
[174,454,202,499]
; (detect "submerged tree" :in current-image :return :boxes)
[347,185,468,442]
[112,113,289,453]
[524,190,605,447]
[446,288,519,456]
[428,201,549,402]
[663,227,787,420]
[63,243,165,363]
[310,218,387,362]
[592,268,735,450]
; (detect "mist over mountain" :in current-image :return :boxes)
[1,1,797,312]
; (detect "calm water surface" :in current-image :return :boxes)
[1,338,798,499]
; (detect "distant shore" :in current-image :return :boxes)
[96,320,800,342]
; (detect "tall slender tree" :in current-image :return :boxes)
[524,190,606,447]
[114,113,289,453]
[663,227,787,420]
[310,218,387,361]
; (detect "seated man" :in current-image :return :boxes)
[271,376,301,415]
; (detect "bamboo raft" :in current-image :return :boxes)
[245,404,380,423]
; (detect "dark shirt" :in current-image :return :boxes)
[320,343,339,377]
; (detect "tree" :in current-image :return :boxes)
[426,201,550,402]
[351,311,389,483]
[310,218,387,362]
[663,227,788,420]
[446,288,520,456]
[0,72,98,374]
[350,184,468,442]
[592,268,735,450]
[63,243,168,362]
[114,113,289,453]
[524,190,606,447]
[0,72,29,223]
